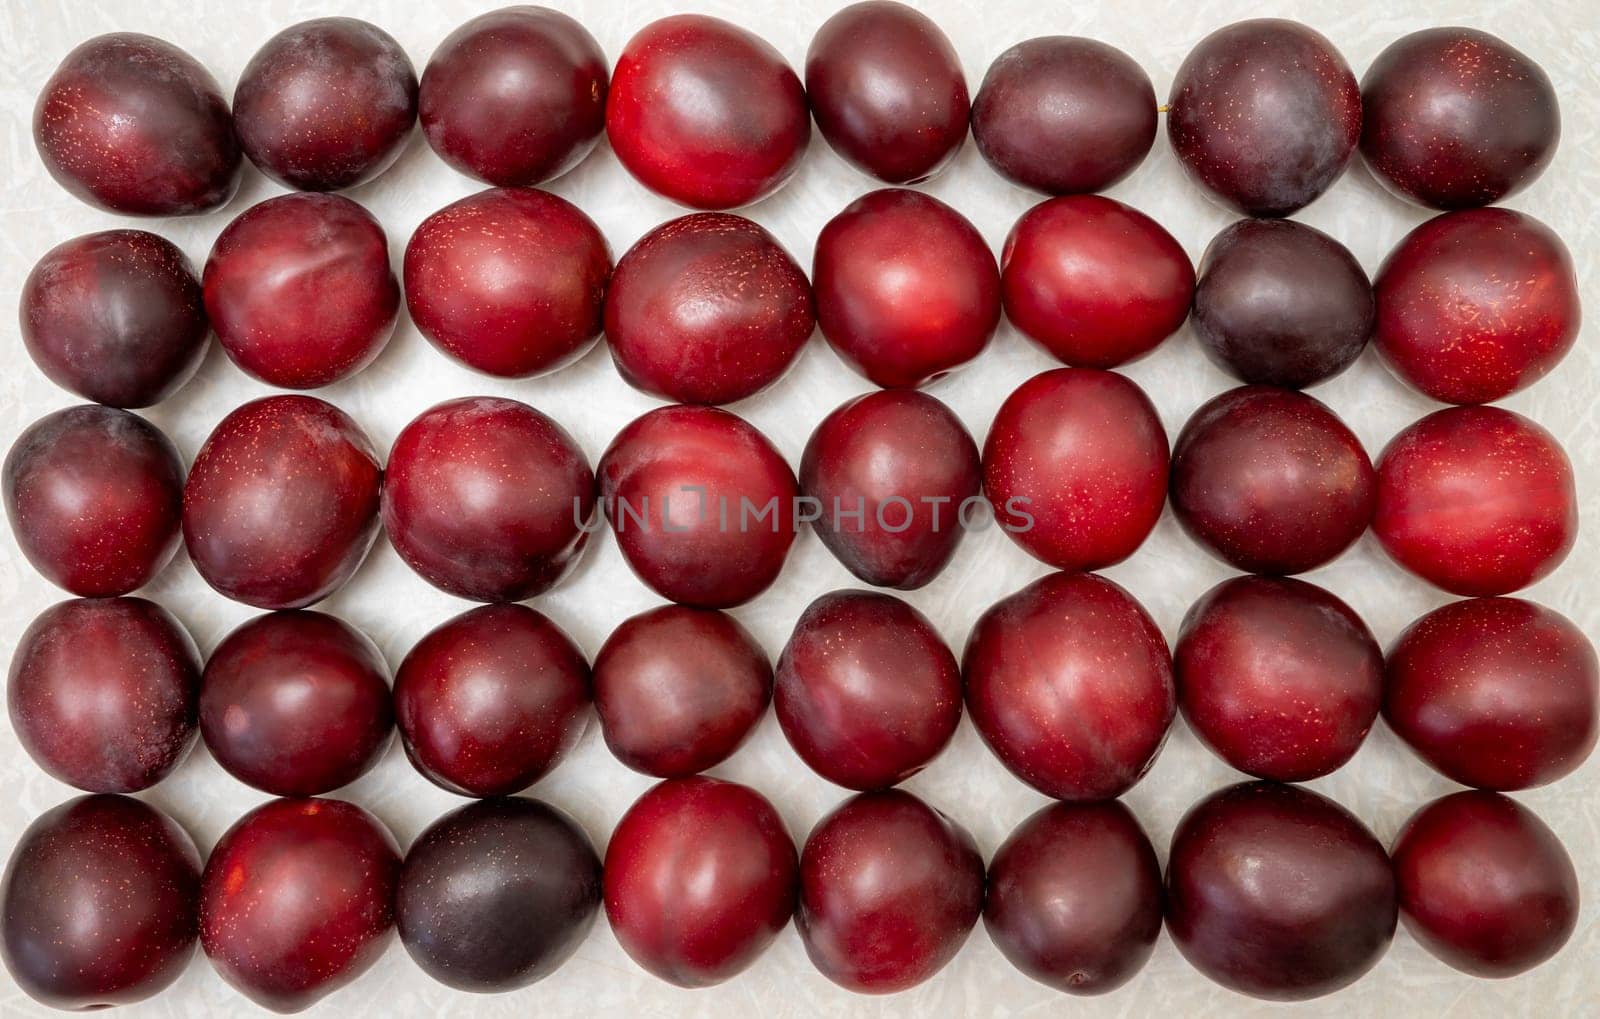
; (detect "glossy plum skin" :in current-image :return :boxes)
[382,397,595,602]
[1,795,200,1011]
[593,605,771,777]
[776,591,962,790]
[963,572,1175,801]
[394,604,590,798]
[971,36,1156,195]
[797,789,983,993]
[1001,195,1193,368]
[805,1,968,184]
[1167,19,1361,217]
[1193,218,1373,389]
[34,33,240,215]
[1170,386,1375,575]
[1362,28,1560,209]
[800,390,980,589]
[204,193,399,389]
[598,406,798,608]
[404,187,611,378]
[21,230,208,408]
[4,406,183,596]
[200,611,393,797]
[985,801,1163,995]
[813,189,1000,388]
[200,798,400,1013]
[604,777,797,987]
[183,395,381,609]
[234,18,417,192]
[1166,782,1398,1001]
[1374,406,1576,596]
[1391,792,1579,978]
[1177,576,1383,781]
[1384,597,1598,790]
[397,797,601,992]
[420,7,608,187]
[982,369,1169,571]
[604,213,815,405]
[1374,209,1579,405]
[9,598,200,793]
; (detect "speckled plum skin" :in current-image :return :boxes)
[604,777,797,987]
[775,590,962,791]
[805,1,968,184]
[813,189,1000,388]
[982,369,1169,571]
[593,605,771,778]
[382,397,595,602]
[1,795,200,1011]
[420,7,608,187]
[204,193,399,389]
[233,18,417,191]
[1001,195,1193,368]
[797,789,983,993]
[33,33,240,215]
[972,36,1156,195]
[963,572,1174,801]
[404,187,611,378]
[1361,28,1560,209]
[1384,597,1598,790]
[394,604,590,798]
[606,15,809,209]
[1374,406,1576,596]
[1374,209,1579,405]
[9,598,200,793]
[1167,19,1361,216]
[1391,792,1578,978]
[200,798,400,1014]
[4,406,183,597]
[1177,576,1383,781]
[21,230,208,408]
[1166,782,1397,1001]
[1192,218,1373,389]
[985,801,1163,995]
[598,406,798,608]
[1170,386,1375,575]
[182,395,382,610]
[604,213,814,405]
[200,611,393,797]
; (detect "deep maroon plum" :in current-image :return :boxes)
[1166,782,1397,1001]
[204,193,399,389]
[604,777,797,987]
[404,187,610,378]
[797,789,983,993]
[985,801,1163,995]
[233,18,417,191]
[971,36,1156,195]
[21,230,208,407]
[1167,19,1361,216]
[382,397,594,602]
[34,33,240,215]
[963,572,1174,801]
[4,405,183,596]
[394,604,590,798]
[593,605,771,777]
[1,795,200,1010]
[420,7,607,186]
[1384,597,1598,790]
[604,213,814,405]
[9,598,199,793]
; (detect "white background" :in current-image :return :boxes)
[1,0,1596,1015]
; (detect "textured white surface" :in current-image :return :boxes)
[2,0,1597,1015]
